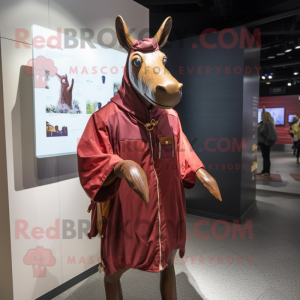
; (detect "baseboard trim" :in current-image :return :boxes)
[239,201,257,222]
[186,200,257,223]
[256,189,300,197]
[258,144,293,152]
[36,265,99,300]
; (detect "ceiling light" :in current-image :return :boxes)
[290,41,296,50]
[268,75,272,79]
[268,55,275,59]
[294,68,299,75]
[295,38,300,49]
[287,82,292,86]
[284,42,292,52]
[277,45,285,55]
[262,76,266,79]
[266,82,271,85]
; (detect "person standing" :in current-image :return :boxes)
[257,107,278,176]
[290,115,300,164]
[290,116,299,156]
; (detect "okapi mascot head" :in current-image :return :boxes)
[116,16,182,110]
[77,15,222,300]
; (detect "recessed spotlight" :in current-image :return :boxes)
[294,68,299,75]
[284,42,292,52]
[277,44,286,55]
[287,82,292,86]
[268,56,275,59]
[262,76,266,79]
[266,82,271,84]
[268,75,272,79]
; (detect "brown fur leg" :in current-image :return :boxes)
[160,250,178,300]
[104,269,129,300]
[104,274,123,300]
[160,264,177,300]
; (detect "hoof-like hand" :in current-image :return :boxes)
[196,168,222,202]
[114,160,149,204]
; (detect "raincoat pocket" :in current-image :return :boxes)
[158,136,174,159]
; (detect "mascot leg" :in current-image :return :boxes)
[104,269,128,300]
[160,250,177,300]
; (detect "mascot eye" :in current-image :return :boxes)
[62,79,66,83]
[133,58,142,68]
[163,57,167,65]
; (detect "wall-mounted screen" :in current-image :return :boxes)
[288,114,297,122]
[257,107,285,125]
[31,25,127,158]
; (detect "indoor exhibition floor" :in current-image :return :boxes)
[256,150,300,195]
[54,151,300,300]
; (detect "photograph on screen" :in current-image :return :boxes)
[257,107,285,125]
[30,25,126,158]
[113,82,121,96]
[288,114,296,122]
[86,100,102,114]
[46,121,68,137]
[45,73,82,114]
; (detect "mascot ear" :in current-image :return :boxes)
[154,17,172,49]
[115,16,134,52]
[262,106,266,113]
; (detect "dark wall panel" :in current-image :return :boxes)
[165,27,260,219]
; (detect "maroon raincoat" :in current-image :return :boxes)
[77,38,204,276]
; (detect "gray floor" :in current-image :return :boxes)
[256,149,300,195]
[53,188,300,300]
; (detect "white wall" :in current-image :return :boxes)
[0,1,149,299]
[0,37,14,300]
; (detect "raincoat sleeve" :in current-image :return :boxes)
[77,112,123,203]
[178,117,204,189]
